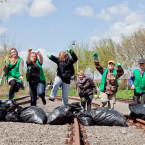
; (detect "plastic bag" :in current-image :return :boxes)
[129,103,145,120]
[77,109,93,126]
[0,105,7,121]
[90,107,128,127]
[20,106,47,124]
[47,105,74,125]
[5,112,20,122]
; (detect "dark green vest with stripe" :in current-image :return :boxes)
[100,68,118,92]
[26,60,45,82]
[133,69,145,93]
[6,58,22,82]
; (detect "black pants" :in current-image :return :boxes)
[133,93,145,104]
[81,95,93,113]
[9,79,21,100]
[29,81,46,106]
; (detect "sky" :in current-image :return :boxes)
[0,0,145,67]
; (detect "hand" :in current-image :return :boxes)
[93,53,98,59]
[0,78,3,86]
[47,53,52,59]
[116,62,121,67]
[131,85,135,90]
[67,49,72,53]
[36,51,40,56]
[19,76,24,82]
[93,94,98,100]
[28,48,32,53]
[81,97,86,102]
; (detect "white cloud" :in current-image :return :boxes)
[0,0,57,21]
[75,6,94,17]
[29,0,57,17]
[0,0,30,21]
[0,27,7,34]
[96,3,131,21]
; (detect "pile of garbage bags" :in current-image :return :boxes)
[0,100,128,126]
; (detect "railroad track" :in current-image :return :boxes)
[1,95,145,144]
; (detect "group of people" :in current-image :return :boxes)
[0,48,145,112]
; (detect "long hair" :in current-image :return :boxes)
[59,51,68,61]
[5,48,19,65]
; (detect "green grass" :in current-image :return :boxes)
[46,89,134,99]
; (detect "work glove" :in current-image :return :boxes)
[81,97,86,103]
[93,53,98,59]
[47,53,52,59]
[67,49,73,53]
[0,79,3,86]
[116,62,121,67]
[93,94,98,100]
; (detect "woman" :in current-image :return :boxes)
[47,49,78,105]
[26,48,46,106]
[77,70,97,112]
[0,48,24,104]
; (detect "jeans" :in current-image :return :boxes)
[50,76,70,105]
[29,81,46,106]
[81,95,93,113]
[133,93,145,104]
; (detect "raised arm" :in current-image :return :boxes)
[27,48,32,64]
[116,63,124,78]
[36,51,43,64]
[19,59,24,82]
[67,49,78,64]
[47,53,59,64]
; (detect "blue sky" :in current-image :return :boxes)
[0,0,145,60]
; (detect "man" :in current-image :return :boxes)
[130,58,145,104]
[93,53,124,109]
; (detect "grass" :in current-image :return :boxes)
[46,89,134,99]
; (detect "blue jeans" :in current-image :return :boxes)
[29,81,46,106]
[50,76,70,105]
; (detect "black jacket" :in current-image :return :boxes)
[50,51,78,84]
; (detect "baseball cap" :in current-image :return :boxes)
[108,60,115,65]
[138,58,145,64]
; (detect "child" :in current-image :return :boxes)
[47,49,78,105]
[77,70,97,112]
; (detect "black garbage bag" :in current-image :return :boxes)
[47,105,74,125]
[129,103,145,120]
[0,100,8,105]
[20,106,47,124]
[77,109,93,126]
[67,102,83,113]
[0,105,7,121]
[90,107,127,127]
[5,112,21,122]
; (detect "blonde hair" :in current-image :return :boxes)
[77,70,84,76]
[5,48,19,65]
[59,51,67,61]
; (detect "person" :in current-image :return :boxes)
[77,70,97,112]
[0,48,24,104]
[47,48,78,105]
[93,53,124,109]
[26,48,46,106]
[130,58,145,104]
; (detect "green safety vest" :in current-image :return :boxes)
[26,60,45,82]
[133,69,145,93]
[6,58,22,82]
[100,68,118,92]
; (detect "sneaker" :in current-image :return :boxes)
[7,99,13,105]
[49,97,55,102]
[41,97,46,105]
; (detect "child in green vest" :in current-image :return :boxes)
[0,48,24,105]
[26,48,46,106]
[93,53,124,109]
[130,58,145,104]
